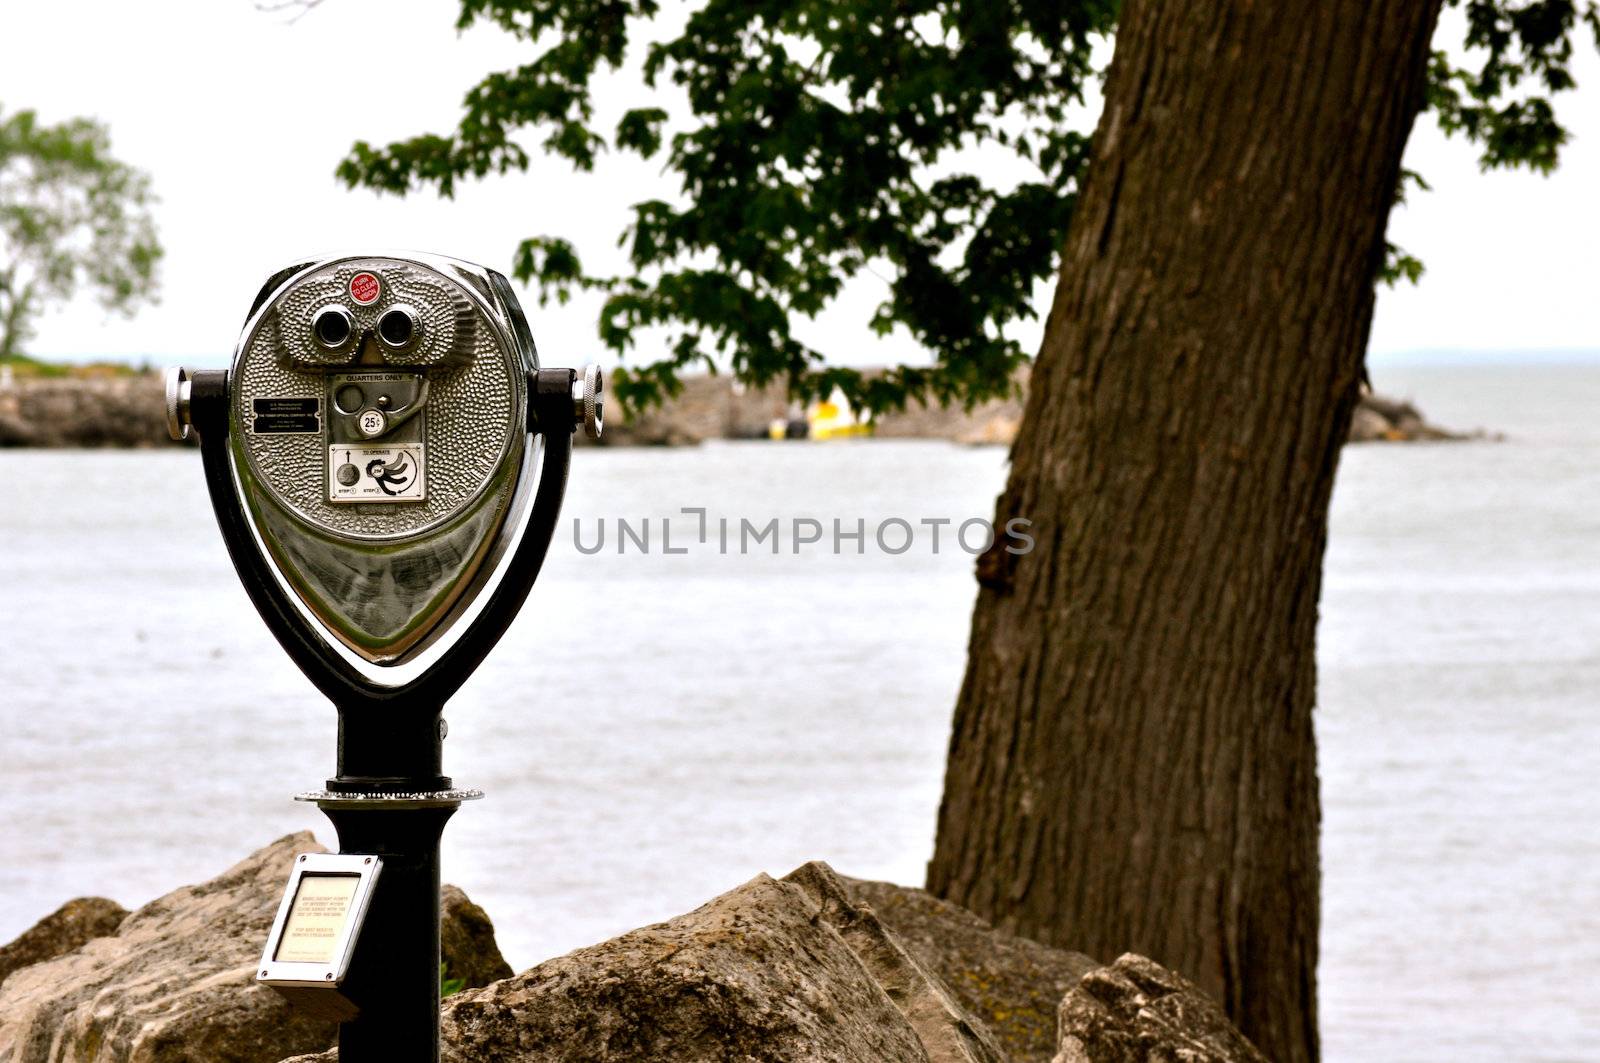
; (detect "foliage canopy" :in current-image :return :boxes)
[335,0,1599,412]
[0,107,161,362]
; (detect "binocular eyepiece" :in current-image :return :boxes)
[309,303,422,355]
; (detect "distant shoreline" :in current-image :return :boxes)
[0,369,1475,449]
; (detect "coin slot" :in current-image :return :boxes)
[334,384,366,414]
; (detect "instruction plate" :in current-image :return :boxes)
[258,852,382,989]
[327,444,427,503]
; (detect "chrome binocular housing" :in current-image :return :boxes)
[168,253,599,678]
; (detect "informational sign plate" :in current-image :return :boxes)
[275,873,362,963]
[258,852,381,991]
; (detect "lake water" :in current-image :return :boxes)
[1,361,1596,1061]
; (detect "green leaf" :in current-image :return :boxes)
[440,962,466,998]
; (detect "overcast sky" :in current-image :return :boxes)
[2,0,1597,370]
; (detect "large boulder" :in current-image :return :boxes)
[0,835,512,1063]
[0,898,128,989]
[285,863,1009,1063]
[432,867,934,1062]
[842,875,1096,1063]
[784,863,1007,1063]
[0,833,338,1062]
[440,884,513,991]
[280,865,1269,1063]
[1053,954,1269,1063]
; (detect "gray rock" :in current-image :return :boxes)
[784,862,1008,1063]
[1347,389,1470,442]
[1348,401,1395,442]
[0,836,512,1063]
[280,866,969,1063]
[843,875,1096,1063]
[0,833,338,1062]
[278,863,1105,1063]
[0,897,128,989]
[1360,392,1423,425]
[0,412,40,446]
[432,870,931,1062]
[440,883,512,991]
[1052,954,1269,1063]
[276,869,1273,1063]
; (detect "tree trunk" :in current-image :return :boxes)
[925,4,1443,1062]
[0,277,34,363]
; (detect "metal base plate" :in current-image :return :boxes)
[295,788,485,810]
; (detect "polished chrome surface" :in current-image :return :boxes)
[310,305,356,353]
[577,362,603,439]
[224,253,542,665]
[232,256,520,540]
[376,304,421,352]
[164,366,191,442]
[294,788,485,809]
[244,465,522,660]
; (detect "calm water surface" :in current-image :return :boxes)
[1,361,1595,1061]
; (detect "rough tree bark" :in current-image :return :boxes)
[926,4,1445,1062]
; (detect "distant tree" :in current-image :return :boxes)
[0,107,161,362]
[330,3,1598,1060]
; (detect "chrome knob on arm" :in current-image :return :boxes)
[164,366,192,442]
[574,363,603,440]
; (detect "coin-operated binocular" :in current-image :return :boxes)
[166,254,599,1061]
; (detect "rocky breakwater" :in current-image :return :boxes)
[2,838,1268,1063]
[589,371,1028,446]
[0,368,1471,449]
[601,367,1475,447]
[0,374,179,448]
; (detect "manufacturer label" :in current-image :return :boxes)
[328,444,426,503]
[252,397,321,434]
[349,272,381,305]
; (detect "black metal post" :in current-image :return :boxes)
[322,802,457,1060]
[318,705,458,1061]
[334,706,450,793]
